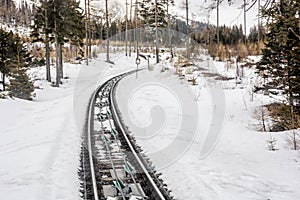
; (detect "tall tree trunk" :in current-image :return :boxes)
[186,0,189,59]
[216,0,219,58]
[54,7,60,87]
[2,73,5,91]
[45,41,51,82]
[129,0,133,57]
[135,0,139,58]
[125,0,128,56]
[88,0,92,59]
[257,0,260,43]
[155,0,159,63]
[59,43,63,79]
[105,0,110,62]
[244,0,247,45]
[85,0,89,65]
[55,44,60,87]
[100,17,103,40]
[45,1,51,82]
[167,0,173,57]
[5,0,9,23]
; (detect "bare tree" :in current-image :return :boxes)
[252,105,268,132]
[206,0,233,57]
[129,0,133,57]
[125,0,128,56]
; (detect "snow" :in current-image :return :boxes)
[115,54,300,200]
[0,67,81,200]
[1,50,300,200]
[0,53,140,200]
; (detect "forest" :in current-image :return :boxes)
[0,0,299,133]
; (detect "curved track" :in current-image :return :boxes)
[79,71,173,200]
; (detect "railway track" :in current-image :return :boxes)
[79,71,174,200]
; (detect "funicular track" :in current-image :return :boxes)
[79,70,174,200]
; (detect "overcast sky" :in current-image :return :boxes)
[87,0,260,35]
[174,0,259,34]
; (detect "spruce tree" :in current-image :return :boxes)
[9,71,34,100]
[31,0,84,86]
[0,29,16,91]
[256,0,300,109]
[31,0,52,82]
[8,35,34,100]
[0,28,9,91]
[139,0,168,28]
[0,28,34,99]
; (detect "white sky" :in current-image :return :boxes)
[13,0,260,34]
[86,0,260,34]
[174,0,259,34]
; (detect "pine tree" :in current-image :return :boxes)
[256,0,300,109]
[31,0,52,82]
[0,29,8,91]
[52,0,85,78]
[0,29,16,91]
[139,0,168,28]
[9,71,34,100]
[0,29,34,99]
[8,34,34,100]
[31,0,85,86]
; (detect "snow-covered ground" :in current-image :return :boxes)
[1,51,300,200]
[116,54,300,200]
[0,53,141,200]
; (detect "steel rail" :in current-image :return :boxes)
[110,76,166,200]
[87,69,167,200]
[87,89,100,200]
[87,72,133,200]
[104,93,145,199]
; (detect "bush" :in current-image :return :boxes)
[267,103,300,131]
